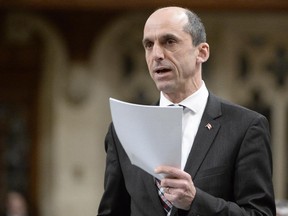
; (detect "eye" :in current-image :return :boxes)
[143,41,153,50]
[166,38,176,45]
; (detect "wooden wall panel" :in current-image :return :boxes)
[0,0,287,11]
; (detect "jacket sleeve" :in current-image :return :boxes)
[178,115,276,216]
[97,123,131,216]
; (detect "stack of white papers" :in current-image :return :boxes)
[109,98,182,179]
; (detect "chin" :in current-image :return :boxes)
[156,85,173,94]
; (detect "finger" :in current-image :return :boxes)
[161,186,169,194]
[164,188,194,210]
[161,178,185,189]
[155,166,189,179]
[162,186,172,194]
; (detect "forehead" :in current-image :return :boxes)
[143,9,188,38]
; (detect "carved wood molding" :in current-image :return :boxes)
[0,0,288,11]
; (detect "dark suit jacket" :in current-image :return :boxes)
[97,93,276,216]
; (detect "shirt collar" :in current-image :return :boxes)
[159,81,209,113]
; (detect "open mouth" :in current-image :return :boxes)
[155,68,171,74]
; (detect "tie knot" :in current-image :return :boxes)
[179,104,186,109]
[169,104,185,110]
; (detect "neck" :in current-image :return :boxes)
[163,80,203,103]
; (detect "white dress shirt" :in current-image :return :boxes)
[159,81,209,169]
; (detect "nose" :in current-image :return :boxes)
[152,43,164,61]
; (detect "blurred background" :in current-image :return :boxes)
[0,0,287,216]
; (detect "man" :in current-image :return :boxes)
[97,6,276,216]
[4,191,28,216]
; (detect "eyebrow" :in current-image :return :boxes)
[161,33,179,41]
[142,33,179,45]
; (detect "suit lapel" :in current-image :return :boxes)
[184,93,222,179]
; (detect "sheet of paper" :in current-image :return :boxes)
[109,98,182,179]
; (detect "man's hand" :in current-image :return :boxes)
[155,165,196,210]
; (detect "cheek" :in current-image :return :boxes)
[146,60,152,72]
[176,60,194,79]
[145,53,152,66]
[182,53,196,68]
[145,59,154,77]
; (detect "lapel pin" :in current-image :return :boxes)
[205,123,212,130]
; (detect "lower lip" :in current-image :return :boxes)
[154,71,172,79]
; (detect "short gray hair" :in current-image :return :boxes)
[183,9,207,46]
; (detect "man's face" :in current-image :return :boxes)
[143,8,202,97]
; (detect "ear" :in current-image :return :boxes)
[196,43,210,63]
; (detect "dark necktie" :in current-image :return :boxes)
[155,178,173,214]
[155,104,183,214]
